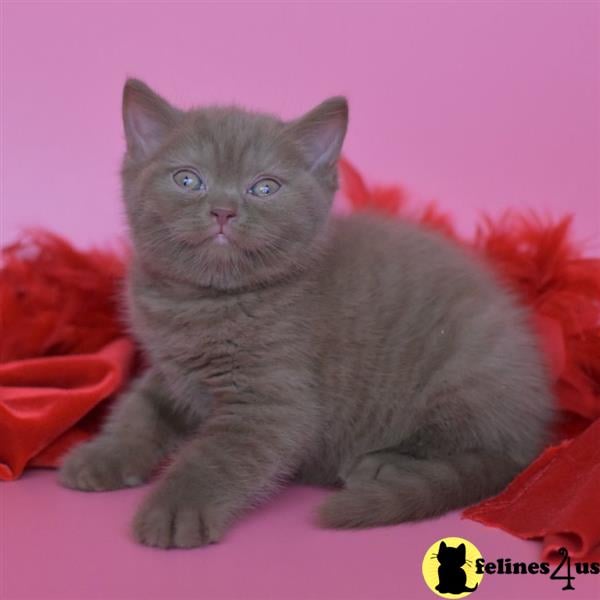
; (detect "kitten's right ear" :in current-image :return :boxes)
[286,96,348,175]
[439,541,447,551]
[122,78,182,161]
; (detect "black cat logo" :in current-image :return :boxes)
[434,541,479,594]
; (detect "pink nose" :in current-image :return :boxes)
[210,208,237,227]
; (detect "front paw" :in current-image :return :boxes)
[58,439,153,492]
[133,482,224,549]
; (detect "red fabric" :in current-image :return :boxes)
[465,420,600,562]
[1,160,599,561]
[0,339,135,480]
[0,231,135,480]
[339,157,600,561]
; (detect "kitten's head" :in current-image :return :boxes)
[120,79,348,290]
[437,542,467,567]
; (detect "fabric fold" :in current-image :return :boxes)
[0,338,135,481]
[464,419,600,561]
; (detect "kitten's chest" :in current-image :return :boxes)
[130,282,294,397]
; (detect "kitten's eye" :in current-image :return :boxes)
[173,169,204,191]
[249,178,281,197]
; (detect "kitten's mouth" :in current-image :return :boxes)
[213,232,230,246]
[183,221,236,242]
[172,227,236,249]
[209,223,235,246]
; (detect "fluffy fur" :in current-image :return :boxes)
[59,79,554,548]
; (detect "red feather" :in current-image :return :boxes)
[0,230,128,363]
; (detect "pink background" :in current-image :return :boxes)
[3,471,600,600]
[2,1,599,248]
[2,2,599,600]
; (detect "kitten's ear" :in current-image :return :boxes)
[286,96,348,175]
[122,78,182,161]
[458,544,466,558]
[439,541,447,551]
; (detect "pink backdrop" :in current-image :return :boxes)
[2,2,599,248]
[2,3,599,600]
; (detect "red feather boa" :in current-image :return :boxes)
[1,158,599,561]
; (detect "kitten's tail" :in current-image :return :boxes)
[318,451,523,528]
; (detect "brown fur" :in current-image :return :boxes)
[59,79,554,548]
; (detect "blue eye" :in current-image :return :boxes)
[173,169,204,191]
[249,178,281,197]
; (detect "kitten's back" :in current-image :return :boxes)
[301,213,552,495]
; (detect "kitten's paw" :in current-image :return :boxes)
[58,440,152,492]
[317,482,425,529]
[317,488,377,529]
[133,485,223,549]
[340,453,417,488]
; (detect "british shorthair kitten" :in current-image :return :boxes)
[59,79,553,548]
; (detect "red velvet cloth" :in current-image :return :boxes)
[464,419,600,562]
[0,339,134,480]
[1,161,599,561]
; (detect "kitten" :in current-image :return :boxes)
[59,79,554,549]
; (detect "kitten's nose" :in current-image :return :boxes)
[210,207,237,227]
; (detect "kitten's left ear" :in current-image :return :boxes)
[286,96,348,178]
[122,78,183,161]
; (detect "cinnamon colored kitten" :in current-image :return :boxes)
[59,79,554,549]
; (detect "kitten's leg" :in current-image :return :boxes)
[59,369,192,492]
[132,386,313,549]
[318,449,522,529]
[319,376,552,529]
